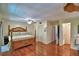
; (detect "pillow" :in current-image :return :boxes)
[20,32,31,35]
[12,32,31,36]
[12,32,20,36]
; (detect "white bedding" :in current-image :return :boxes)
[12,35,34,41]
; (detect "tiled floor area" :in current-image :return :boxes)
[0,41,79,56]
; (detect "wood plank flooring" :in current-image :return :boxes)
[0,41,79,56]
[36,42,79,56]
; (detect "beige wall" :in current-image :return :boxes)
[47,21,56,43]
[36,20,59,44]
[0,17,1,46]
[47,22,53,43]
[0,22,1,46]
[59,18,79,49]
[70,19,79,49]
[0,16,4,46]
[36,21,47,44]
[3,20,35,36]
[60,18,79,49]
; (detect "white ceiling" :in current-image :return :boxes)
[0,3,79,22]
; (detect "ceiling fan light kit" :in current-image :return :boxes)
[64,3,79,12]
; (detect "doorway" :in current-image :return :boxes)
[62,23,71,45]
[54,25,60,45]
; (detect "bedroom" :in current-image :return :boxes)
[0,3,79,56]
[0,18,36,53]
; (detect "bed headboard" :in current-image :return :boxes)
[8,25,27,35]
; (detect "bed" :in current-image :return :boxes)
[8,25,35,50]
[12,35,34,41]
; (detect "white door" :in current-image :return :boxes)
[62,23,71,44]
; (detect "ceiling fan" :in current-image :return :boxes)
[64,3,79,12]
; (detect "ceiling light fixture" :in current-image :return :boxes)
[24,18,33,24]
[27,20,33,24]
[24,17,38,24]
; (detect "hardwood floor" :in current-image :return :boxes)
[0,41,79,56]
[36,42,79,56]
[0,39,36,56]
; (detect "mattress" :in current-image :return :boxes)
[11,35,34,41]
